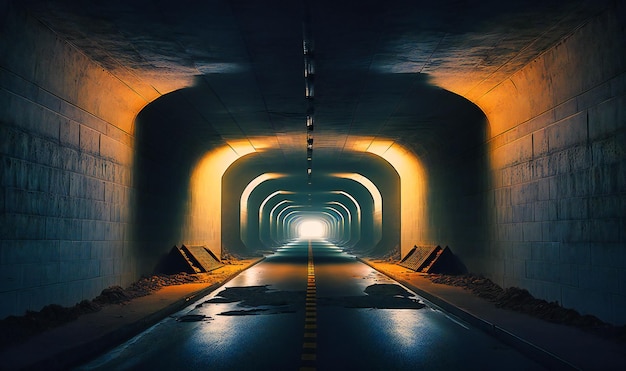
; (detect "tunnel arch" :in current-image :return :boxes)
[260,193,350,246]
[242,178,367,251]
[332,173,383,246]
[279,206,346,243]
[288,212,338,240]
[254,190,295,248]
[273,196,356,247]
[324,202,352,245]
[133,68,487,268]
[3,0,624,328]
[250,176,379,249]
[222,151,401,257]
[240,173,287,241]
[131,88,261,271]
[269,199,293,243]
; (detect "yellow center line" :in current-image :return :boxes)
[301,239,317,370]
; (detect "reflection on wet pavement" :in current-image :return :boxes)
[203,285,304,315]
[199,283,425,316]
[78,239,547,371]
[176,314,212,322]
[319,283,426,309]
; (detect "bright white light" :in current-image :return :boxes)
[298,220,325,238]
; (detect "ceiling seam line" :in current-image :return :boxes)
[465,3,599,100]
[419,33,447,74]
[32,15,161,103]
[195,74,254,149]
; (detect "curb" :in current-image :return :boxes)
[357,258,580,371]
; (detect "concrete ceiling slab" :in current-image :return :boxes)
[21,0,609,173]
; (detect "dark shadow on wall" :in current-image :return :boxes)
[131,79,225,275]
[410,78,491,274]
[387,73,491,271]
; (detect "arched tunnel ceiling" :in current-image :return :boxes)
[21,0,608,170]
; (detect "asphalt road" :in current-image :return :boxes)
[77,240,546,370]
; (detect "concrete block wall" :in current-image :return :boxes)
[472,2,626,324]
[0,6,147,318]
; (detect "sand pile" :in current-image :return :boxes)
[0,272,201,349]
[428,273,626,342]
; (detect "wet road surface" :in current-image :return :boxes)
[77,240,546,370]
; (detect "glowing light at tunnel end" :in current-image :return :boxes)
[298,219,326,238]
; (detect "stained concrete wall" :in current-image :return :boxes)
[459,2,626,324]
[0,5,147,318]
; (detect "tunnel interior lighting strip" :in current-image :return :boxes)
[303,13,315,186]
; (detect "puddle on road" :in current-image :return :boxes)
[319,284,426,310]
[177,314,212,322]
[203,285,304,316]
[219,308,297,316]
[197,284,424,316]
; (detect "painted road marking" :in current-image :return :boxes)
[300,240,317,371]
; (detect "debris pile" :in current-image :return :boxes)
[0,300,100,349]
[428,274,626,342]
[0,272,201,349]
[128,273,199,299]
[378,247,401,262]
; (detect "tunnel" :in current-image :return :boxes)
[1,0,626,366]
[124,41,489,271]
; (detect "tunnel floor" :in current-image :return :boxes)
[78,240,546,370]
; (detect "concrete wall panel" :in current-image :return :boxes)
[0,5,147,318]
[466,2,626,324]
